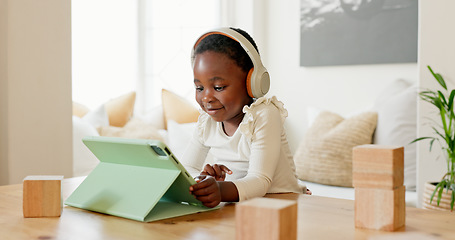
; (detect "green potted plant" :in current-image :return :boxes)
[412,65,455,211]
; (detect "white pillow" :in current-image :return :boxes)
[135,104,165,130]
[166,120,214,165]
[72,105,109,177]
[373,79,417,191]
[82,104,109,127]
[167,120,197,160]
[72,116,100,177]
[97,117,164,142]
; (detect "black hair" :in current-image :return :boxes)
[194,27,259,73]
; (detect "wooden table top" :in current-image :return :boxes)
[0,177,454,240]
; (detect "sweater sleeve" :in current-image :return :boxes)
[232,102,283,201]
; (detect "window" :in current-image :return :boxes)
[72,0,222,113]
[139,0,222,114]
[72,0,138,110]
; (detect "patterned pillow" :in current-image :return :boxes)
[294,111,378,187]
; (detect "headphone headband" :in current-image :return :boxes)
[191,28,270,98]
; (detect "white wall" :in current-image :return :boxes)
[259,0,417,153]
[417,0,455,207]
[0,0,72,185]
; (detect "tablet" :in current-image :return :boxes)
[65,136,216,222]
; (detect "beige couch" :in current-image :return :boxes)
[73,80,418,206]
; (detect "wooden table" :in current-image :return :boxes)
[1,177,454,240]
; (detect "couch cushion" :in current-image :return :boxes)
[97,117,164,142]
[373,79,417,190]
[294,111,378,187]
[72,102,90,118]
[105,91,136,127]
[161,89,199,129]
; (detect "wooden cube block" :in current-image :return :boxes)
[355,186,406,231]
[352,145,404,189]
[236,197,297,240]
[23,175,63,218]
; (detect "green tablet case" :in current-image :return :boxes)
[65,136,218,222]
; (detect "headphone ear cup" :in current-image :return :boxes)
[246,68,254,98]
[247,67,270,98]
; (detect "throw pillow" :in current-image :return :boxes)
[294,111,378,187]
[167,120,197,160]
[82,104,109,128]
[162,89,199,129]
[373,79,417,190]
[167,120,214,166]
[135,104,165,130]
[72,104,109,177]
[72,102,90,117]
[72,116,100,177]
[105,91,136,127]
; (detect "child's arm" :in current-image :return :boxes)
[189,176,239,208]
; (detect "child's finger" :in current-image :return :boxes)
[190,176,216,192]
[203,164,216,176]
[192,184,217,197]
[213,164,225,179]
[220,165,233,175]
[194,175,207,183]
[195,195,220,208]
[202,201,219,208]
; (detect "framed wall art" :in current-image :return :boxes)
[300,0,418,67]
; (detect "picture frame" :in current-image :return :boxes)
[300,0,418,67]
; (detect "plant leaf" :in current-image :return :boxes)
[451,190,455,211]
[430,181,444,204]
[448,90,455,110]
[434,98,443,109]
[437,182,445,206]
[435,73,447,91]
[420,92,437,103]
[438,91,448,106]
[410,137,433,144]
[439,107,450,140]
[432,127,446,143]
[428,65,447,90]
[430,138,436,151]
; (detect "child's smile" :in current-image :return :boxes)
[193,51,253,135]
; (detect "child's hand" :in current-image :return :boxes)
[189,175,221,208]
[200,164,232,181]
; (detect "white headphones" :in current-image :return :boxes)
[191,27,270,98]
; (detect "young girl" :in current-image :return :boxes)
[181,27,307,208]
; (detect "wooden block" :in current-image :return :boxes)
[236,197,297,240]
[355,186,406,231]
[369,232,443,240]
[352,145,404,189]
[23,175,63,218]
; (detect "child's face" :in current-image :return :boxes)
[193,51,252,125]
